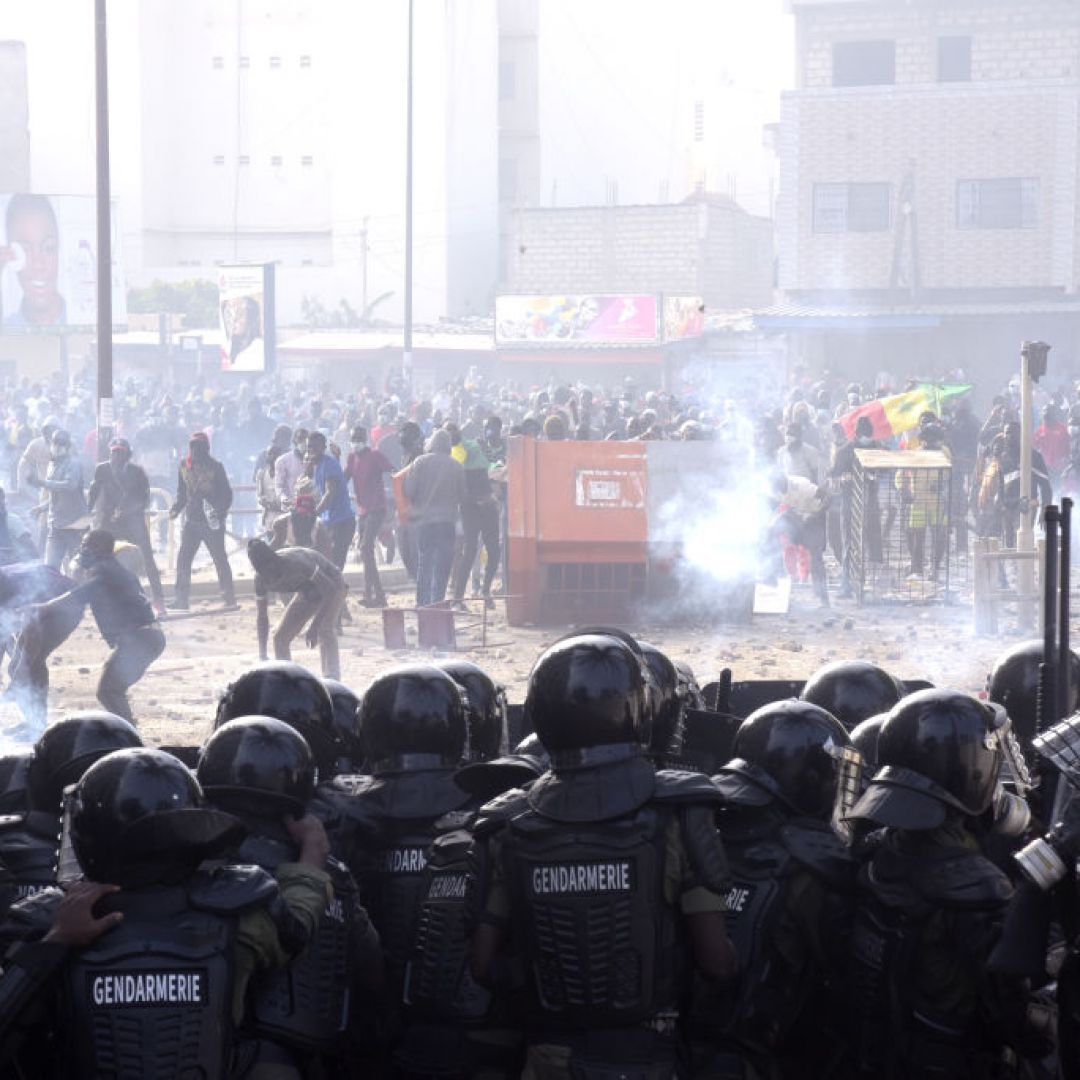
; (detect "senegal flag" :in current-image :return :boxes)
[838,384,972,441]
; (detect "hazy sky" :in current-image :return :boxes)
[1,0,793,213]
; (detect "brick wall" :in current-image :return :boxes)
[778,82,1080,293]
[799,0,1080,90]
[508,200,774,311]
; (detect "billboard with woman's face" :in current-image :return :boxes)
[218,263,275,373]
[0,193,127,333]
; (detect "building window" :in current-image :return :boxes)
[269,55,282,69]
[300,54,312,68]
[832,41,896,87]
[211,56,224,70]
[813,182,891,233]
[238,56,250,69]
[301,155,314,166]
[498,61,515,102]
[212,154,225,166]
[938,36,972,82]
[693,100,705,142]
[270,155,283,167]
[957,178,1039,229]
[238,154,250,166]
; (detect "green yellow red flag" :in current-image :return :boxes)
[838,384,972,441]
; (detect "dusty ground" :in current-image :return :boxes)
[0,564,1052,754]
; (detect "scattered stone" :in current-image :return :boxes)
[843,619,855,630]
[779,641,804,652]
[77,667,90,674]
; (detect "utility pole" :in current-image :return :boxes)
[402,0,414,397]
[95,0,114,461]
[1018,340,1051,630]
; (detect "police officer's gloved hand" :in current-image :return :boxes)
[43,882,123,948]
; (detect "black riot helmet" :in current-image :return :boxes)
[638,641,683,761]
[0,752,31,814]
[549,626,657,733]
[197,716,316,817]
[674,660,706,712]
[849,713,887,778]
[525,634,648,759]
[71,748,243,888]
[714,700,852,819]
[987,639,1080,745]
[215,662,338,774]
[800,660,903,732]
[359,665,467,773]
[437,659,507,763]
[322,678,364,774]
[27,712,143,813]
[849,689,1015,830]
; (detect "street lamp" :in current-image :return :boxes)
[95,0,114,460]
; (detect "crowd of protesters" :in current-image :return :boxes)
[0,363,1076,621]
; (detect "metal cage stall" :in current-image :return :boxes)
[847,448,953,605]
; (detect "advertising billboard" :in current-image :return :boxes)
[0,193,126,333]
[663,296,705,341]
[218,263,275,373]
[495,294,658,345]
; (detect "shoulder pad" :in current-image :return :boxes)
[3,886,63,940]
[473,787,530,837]
[435,808,477,832]
[652,768,725,807]
[429,828,475,864]
[916,850,1014,909]
[779,822,857,891]
[0,813,25,831]
[188,863,279,914]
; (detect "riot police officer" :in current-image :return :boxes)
[800,659,903,732]
[471,634,737,1080]
[215,661,341,778]
[198,715,381,1075]
[639,640,685,767]
[0,746,332,1077]
[846,689,1049,1079]
[323,676,366,776]
[333,664,476,1072]
[0,711,142,903]
[988,638,1080,755]
[438,658,507,764]
[696,699,859,1078]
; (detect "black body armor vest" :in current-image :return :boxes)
[707,810,854,1055]
[500,757,718,1032]
[404,820,493,1023]
[337,769,474,990]
[59,865,277,1080]
[850,830,1014,1079]
[235,832,355,1053]
[0,811,59,902]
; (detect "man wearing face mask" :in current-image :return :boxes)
[274,427,309,509]
[344,425,392,608]
[776,421,822,484]
[169,432,236,611]
[21,530,165,722]
[86,438,165,616]
[27,429,86,572]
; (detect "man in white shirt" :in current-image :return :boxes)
[274,427,309,507]
[771,472,830,608]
